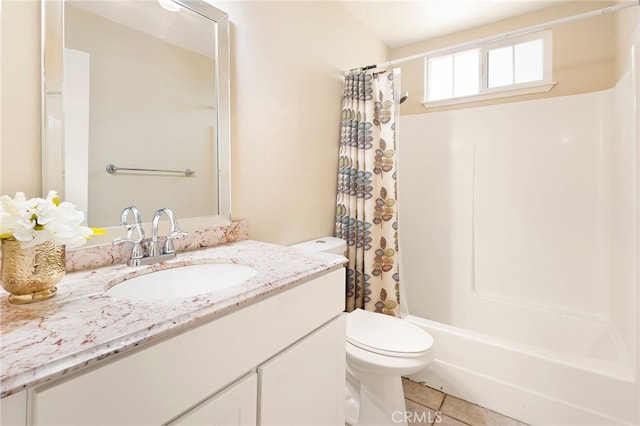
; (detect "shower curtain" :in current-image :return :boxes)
[336,69,401,317]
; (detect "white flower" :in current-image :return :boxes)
[0,191,100,249]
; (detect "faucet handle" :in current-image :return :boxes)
[119,206,146,239]
[163,230,187,254]
[113,223,145,243]
[168,230,187,239]
[113,224,146,259]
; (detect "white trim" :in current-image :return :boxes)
[422,82,555,109]
[63,48,90,220]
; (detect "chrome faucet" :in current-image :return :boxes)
[113,206,146,265]
[119,206,144,233]
[112,206,186,266]
[149,208,186,257]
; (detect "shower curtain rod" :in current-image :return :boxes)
[349,0,639,72]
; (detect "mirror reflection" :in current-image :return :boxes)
[42,0,230,228]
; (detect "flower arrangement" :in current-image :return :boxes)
[0,191,103,249]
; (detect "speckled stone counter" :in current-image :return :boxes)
[0,240,346,398]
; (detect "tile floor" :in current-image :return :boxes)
[402,378,530,426]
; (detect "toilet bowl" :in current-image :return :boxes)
[291,237,435,426]
[345,308,434,426]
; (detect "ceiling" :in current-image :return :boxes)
[340,0,567,48]
[69,0,215,57]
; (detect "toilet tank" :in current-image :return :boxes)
[290,236,347,256]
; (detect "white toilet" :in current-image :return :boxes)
[291,237,435,426]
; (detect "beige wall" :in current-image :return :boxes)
[0,0,2,189]
[393,1,620,115]
[0,1,388,245]
[215,1,387,244]
[1,0,41,197]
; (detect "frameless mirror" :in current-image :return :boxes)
[42,0,230,230]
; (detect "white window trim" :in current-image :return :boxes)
[422,82,556,109]
[423,29,554,108]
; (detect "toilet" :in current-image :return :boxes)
[291,237,435,426]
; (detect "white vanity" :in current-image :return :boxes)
[0,240,347,425]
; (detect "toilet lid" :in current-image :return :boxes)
[346,309,433,357]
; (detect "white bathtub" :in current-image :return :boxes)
[404,314,637,425]
[398,39,640,426]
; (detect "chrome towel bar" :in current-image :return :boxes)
[106,163,195,177]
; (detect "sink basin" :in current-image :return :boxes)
[106,263,258,302]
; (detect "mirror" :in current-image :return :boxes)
[42,0,230,230]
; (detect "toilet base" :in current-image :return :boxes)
[345,364,408,426]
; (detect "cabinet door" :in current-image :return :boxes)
[258,315,346,426]
[1,391,27,426]
[169,372,257,426]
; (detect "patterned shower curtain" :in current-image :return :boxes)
[336,69,401,317]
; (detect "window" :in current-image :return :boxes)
[424,30,553,106]
[427,49,479,101]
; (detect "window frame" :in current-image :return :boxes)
[423,29,554,108]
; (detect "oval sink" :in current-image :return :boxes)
[106,263,257,302]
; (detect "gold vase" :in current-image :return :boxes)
[1,239,65,304]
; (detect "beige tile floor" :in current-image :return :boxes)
[402,378,530,426]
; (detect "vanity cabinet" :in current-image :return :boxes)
[7,268,345,426]
[258,315,345,425]
[169,372,257,426]
[1,391,26,425]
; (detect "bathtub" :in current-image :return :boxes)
[404,314,637,425]
[398,39,640,426]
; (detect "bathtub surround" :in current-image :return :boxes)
[336,69,402,316]
[398,36,640,425]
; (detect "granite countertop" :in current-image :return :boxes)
[0,240,346,398]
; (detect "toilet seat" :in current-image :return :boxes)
[346,309,433,358]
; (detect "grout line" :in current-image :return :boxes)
[431,392,446,426]
[438,394,446,411]
[439,395,478,426]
